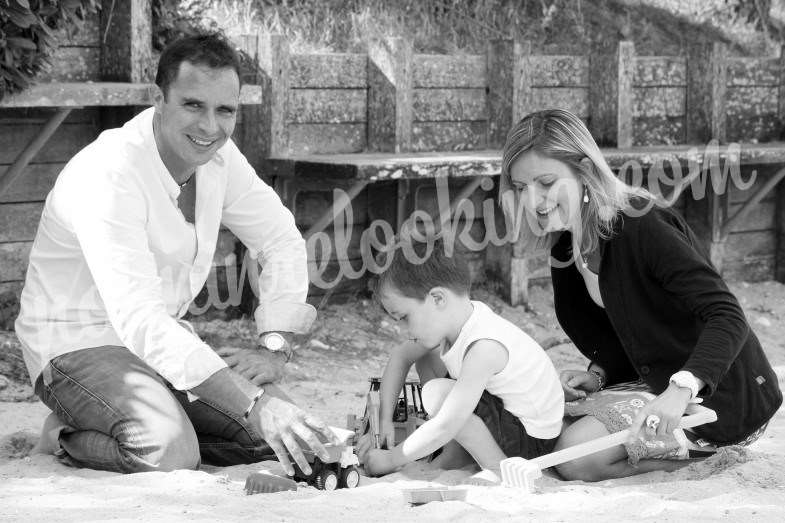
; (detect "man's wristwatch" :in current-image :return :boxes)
[260,331,293,362]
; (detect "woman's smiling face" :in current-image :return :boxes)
[509,150,583,234]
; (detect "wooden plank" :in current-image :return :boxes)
[529,87,589,118]
[528,55,588,87]
[725,201,776,232]
[0,82,262,108]
[0,242,31,281]
[686,43,727,143]
[269,35,290,157]
[413,55,486,88]
[288,89,366,123]
[726,57,779,86]
[632,116,684,145]
[727,115,781,143]
[411,121,486,152]
[0,203,43,242]
[588,40,620,146]
[776,175,785,282]
[0,107,99,125]
[728,165,781,203]
[513,41,532,124]
[100,0,153,83]
[287,123,366,155]
[413,88,486,122]
[634,56,686,87]
[367,37,413,153]
[289,54,367,88]
[723,255,775,282]
[37,47,100,82]
[0,124,96,163]
[293,189,368,227]
[633,87,686,117]
[0,163,62,203]
[486,40,514,149]
[237,34,266,172]
[725,230,776,259]
[411,180,489,219]
[617,42,635,149]
[726,86,778,116]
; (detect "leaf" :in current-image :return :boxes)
[6,36,37,50]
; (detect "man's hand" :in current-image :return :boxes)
[254,394,341,477]
[356,418,396,457]
[216,346,285,385]
[627,382,692,444]
[361,448,399,477]
[560,369,601,401]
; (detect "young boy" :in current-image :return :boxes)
[357,238,564,482]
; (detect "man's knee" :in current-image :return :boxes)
[421,378,455,416]
[117,415,200,472]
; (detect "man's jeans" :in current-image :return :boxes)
[34,346,274,473]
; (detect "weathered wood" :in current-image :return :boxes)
[410,179,489,220]
[513,41,532,124]
[0,123,95,164]
[633,56,686,87]
[237,34,266,172]
[686,42,727,143]
[0,82,263,108]
[293,189,369,227]
[306,259,368,298]
[413,55,486,88]
[588,40,620,146]
[727,114,781,143]
[529,87,589,118]
[779,44,785,143]
[287,123,366,155]
[288,89,366,123]
[528,55,589,87]
[633,116,684,145]
[726,57,779,86]
[305,224,365,261]
[633,87,686,117]
[0,107,99,125]
[726,86,779,142]
[267,35,290,157]
[725,201,776,232]
[411,121,486,152]
[0,163,62,203]
[617,42,635,149]
[728,165,781,203]
[0,242,31,281]
[0,203,43,242]
[413,88,487,122]
[99,0,153,83]
[776,172,785,282]
[725,230,777,259]
[367,37,413,153]
[486,40,514,148]
[723,255,775,282]
[289,54,367,88]
[38,47,100,82]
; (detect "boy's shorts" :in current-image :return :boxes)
[474,390,558,460]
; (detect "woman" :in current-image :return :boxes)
[499,109,782,481]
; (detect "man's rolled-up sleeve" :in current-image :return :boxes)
[69,173,227,390]
[220,144,316,335]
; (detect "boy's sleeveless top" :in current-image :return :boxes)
[440,301,564,439]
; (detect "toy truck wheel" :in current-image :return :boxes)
[315,469,339,491]
[339,466,360,489]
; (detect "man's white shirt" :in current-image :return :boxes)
[15,107,315,390]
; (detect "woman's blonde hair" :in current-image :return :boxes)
[499,108,654,256]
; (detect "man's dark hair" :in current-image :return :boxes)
[155,33,242,98]
[373,237,471,301]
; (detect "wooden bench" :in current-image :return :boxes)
[267,143,785,304]
[0,82,263,199]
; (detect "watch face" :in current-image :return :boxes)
[263,333,286,351]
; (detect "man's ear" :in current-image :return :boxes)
[429,287,448,307]
[152,85,165,113]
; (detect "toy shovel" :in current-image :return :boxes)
[500,407,717,491]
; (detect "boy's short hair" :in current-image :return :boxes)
[155,33,242,98]
[373,237,471,300]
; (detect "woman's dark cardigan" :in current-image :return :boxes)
[551,204,782,444]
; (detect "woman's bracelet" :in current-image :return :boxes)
[242,388,265,420]
[588,369,605,391]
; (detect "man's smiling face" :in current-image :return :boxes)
[154,61,240,178]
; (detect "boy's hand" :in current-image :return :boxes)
[356,419,396,457]
[362,448,398,477]
[217,346,285,385]
[560,369,601,401]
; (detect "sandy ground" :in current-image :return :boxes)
[1,281,784,522]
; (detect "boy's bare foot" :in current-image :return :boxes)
[31,412,69,455]
[463,468,502,486]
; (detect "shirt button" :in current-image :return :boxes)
[640,365,651,376]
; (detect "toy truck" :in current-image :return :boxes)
[349,378,428,448]
[289,437,361,490]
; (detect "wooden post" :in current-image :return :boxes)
[99,0,153,129]
[776,44,785,282]
[237,34,266,173]
[367,37,413,153]
[617,41,635,149]
[686,42,727,144]
[588,39,620,146]
[486,39,514,148]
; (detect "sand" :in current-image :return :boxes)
[1,281,784,522]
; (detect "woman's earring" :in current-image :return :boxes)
[583,189,589,203]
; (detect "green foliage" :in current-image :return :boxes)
[0,0,100,101]
[151,0,212,50]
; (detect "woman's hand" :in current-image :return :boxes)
[560,369,602,401]
[628,382,692,442]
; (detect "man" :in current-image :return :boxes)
[15,33,338,476]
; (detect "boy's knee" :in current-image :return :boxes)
[555,455,607,482]
[421,378,455,415]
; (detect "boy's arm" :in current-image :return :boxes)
[391,340,507,466]
[379,341,432,426]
